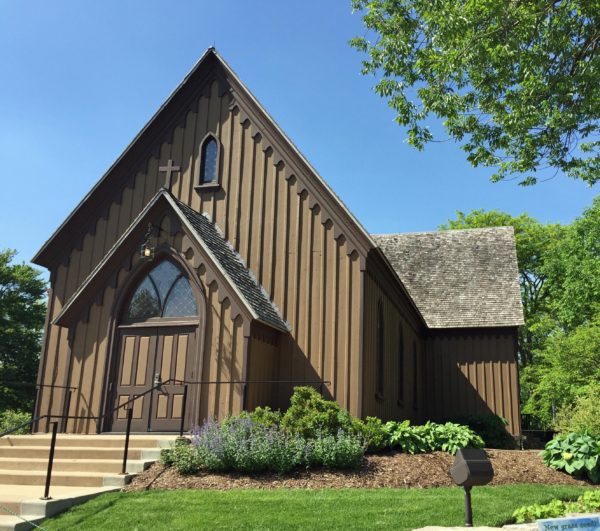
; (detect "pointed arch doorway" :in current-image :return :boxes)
[109,258,203,432]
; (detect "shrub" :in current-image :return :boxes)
[554,384,600,437]
[513,499,569,523]
[420,422,485,455]
[384,420,483,455]
[170,441,202,474]
[307,430,366,469]
[249,406,282,428]
[352,417,389,453]
[385,420,430,454]
[452,414,515,449]
[192,416,305,474]
[541,432,600,483]
[281,386,354,439]
[0,410,31,435]
[512,490,600,523]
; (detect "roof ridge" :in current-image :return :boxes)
[372,226,515,238]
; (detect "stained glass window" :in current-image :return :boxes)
[200,136,218,184]
[126,260,197,321]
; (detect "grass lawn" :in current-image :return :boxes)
[42,485,590,530]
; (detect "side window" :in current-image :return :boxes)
[398,323,404,404]
[376,300,384,397]
[199,134,219,185]
[413,341,418,409]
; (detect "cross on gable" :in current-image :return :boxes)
[159,159,181,189]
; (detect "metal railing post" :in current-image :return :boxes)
[41,421,58,500]
[120,408,133,475]
[62,389,73,433]
[179,385,188,438]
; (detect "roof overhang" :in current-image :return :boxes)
[53,189,287,333]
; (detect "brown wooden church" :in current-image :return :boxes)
[32,49,524,435]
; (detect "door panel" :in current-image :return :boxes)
[110,325,198,432]
[149,326,197,431]
[112,328,157,432]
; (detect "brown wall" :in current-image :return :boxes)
[37,67,369,429]
[362,258,426,421]
[423,328,521,435]
[36,215,249,432]
[245,324,280,411]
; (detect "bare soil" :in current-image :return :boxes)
[126,450,594,491]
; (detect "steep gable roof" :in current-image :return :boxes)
[32,48,377,268]
[372,227,524,329]
[54,189,288,332]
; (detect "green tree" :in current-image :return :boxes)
[351,0,600,185]
[545,196,600,329]
[440,210,566,366]
[0,250,47,411]
[521,316,600,426]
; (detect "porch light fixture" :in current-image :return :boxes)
[140,222,156,262]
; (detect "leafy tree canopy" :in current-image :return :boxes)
[351,0,600,185]
[0,249,47,411]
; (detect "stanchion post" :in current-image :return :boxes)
[464,486,473,527]
[179,385,188,438]
[41,421,58,500]
[120,408,133,475]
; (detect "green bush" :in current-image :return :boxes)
[192,417,306,474]
[384,420,430,454]
[249,406,282,428]
[541,432,600,483]
[281,386,354,439]
[513,490,600,523]
[452,414,515,449]
[307,431,365,469]
[0,410,31,435]
[170,442,202,474]
[352,416,389,453]
[420,422,485,455]
[383,420,483,455]
[554,385,600,437]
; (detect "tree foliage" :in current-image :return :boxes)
[0,250,46,411]
[351,0,600,185]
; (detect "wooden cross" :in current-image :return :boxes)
[159,159,180,189]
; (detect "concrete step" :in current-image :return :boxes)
[0,445,161,461]
[0,434,172,449]
[0,514,45,531]
[0,485,119,530]
[0,457,150,474]
[0,470,135,488]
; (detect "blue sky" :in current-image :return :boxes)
[0,1,597,270]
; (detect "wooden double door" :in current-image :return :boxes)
[111,326,198,432]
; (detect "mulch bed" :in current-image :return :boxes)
[126,450,594,491]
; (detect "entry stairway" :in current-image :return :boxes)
[0,434,175,530]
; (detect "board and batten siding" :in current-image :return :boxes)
[423,328,521,435]
[362,266,426,422]
[36,216,248,432]
[37,72,369,429]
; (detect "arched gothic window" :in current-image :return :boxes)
[199,135,218,184]
[126,260,197,321]
[376,300,384,397]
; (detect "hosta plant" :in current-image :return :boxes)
[541,432,600,483]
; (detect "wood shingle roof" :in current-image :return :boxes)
[373,227,524,329]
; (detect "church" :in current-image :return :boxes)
[32,49,524,435]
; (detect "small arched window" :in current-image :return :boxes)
[412,341,418,410]
[376,300,384,397]
[397,323,404,404]
[199,134,218,185]
[126,260,197,322]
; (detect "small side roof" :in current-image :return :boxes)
[372,227,524,329]
[54,190,288,332]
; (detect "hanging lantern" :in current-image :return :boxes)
[140,223,155,261]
